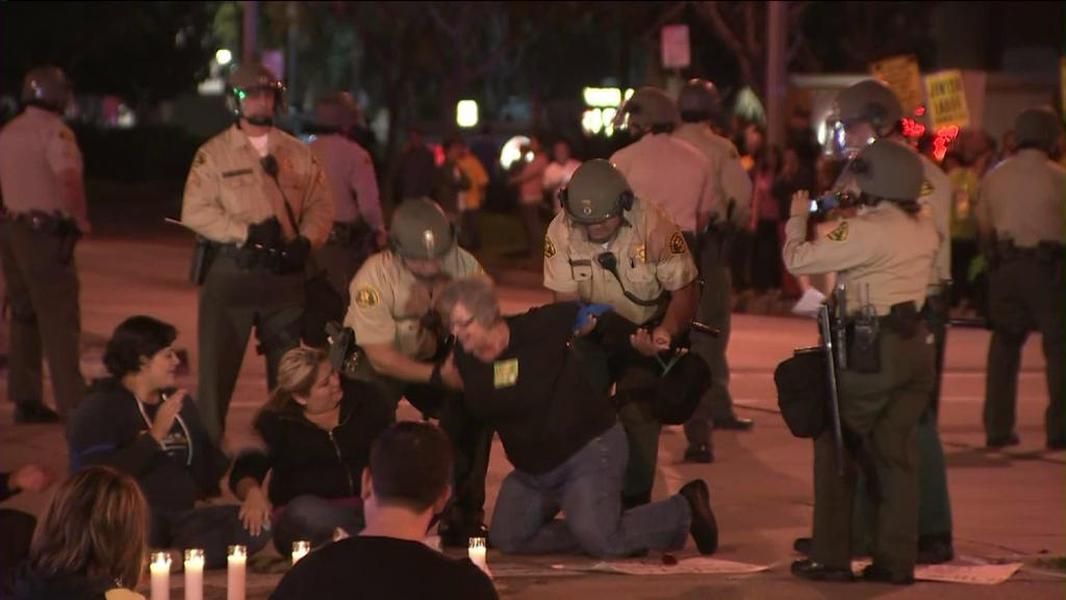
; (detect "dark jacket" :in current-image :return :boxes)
[66,379,229,512]
[11,566,116,600]
[229,385,389,507]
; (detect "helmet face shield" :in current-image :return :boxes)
[226,64,285,126]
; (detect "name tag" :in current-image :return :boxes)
[493,358,519,388]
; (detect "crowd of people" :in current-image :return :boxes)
[0,58,1062,599]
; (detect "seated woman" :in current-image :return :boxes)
[13,466,149,600]
[230,347,390,554]
[67,316,268,569]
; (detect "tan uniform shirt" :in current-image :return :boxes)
[918,154,953,285]
[309,133,383,231]
[543,200,698,325]
[181,125,334,246]
[782,203,938,316]
[344,248,483,358]
[610,133,716,233]
[673,122,753,229]
[977,148,1066,247]
[0,106,89,231]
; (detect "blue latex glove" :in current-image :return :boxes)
[574,303,613,333]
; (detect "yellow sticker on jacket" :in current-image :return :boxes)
[493,358,519,388]
[544,236,556,258]
[669,232,688,255]
[826,221,849,242]
[355,287,380,308]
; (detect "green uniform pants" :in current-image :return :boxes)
[196,254,303,442]
[984,255,1064,445]
[685,237,735,448]
[812,326,934,578]
[616,359,662,507]
[0,221,84,415]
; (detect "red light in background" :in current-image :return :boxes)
[914,106,926,117]
[901,117,926,138]
[931,125,960,162]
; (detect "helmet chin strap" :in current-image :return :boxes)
[244,114,274,127]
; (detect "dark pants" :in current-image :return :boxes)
[519,204,542,258]
[314,224,375,308]
[750,219,782,292]
[0,509,35,594]
[686,234,736,450]
[150,505,271,569]
[813,327,934,579]
[949,238,978,308]
[612,356,662,508]
[196,255,304,442]
[272,495,364,554]
[459,210,481,250]
[0,221,84,415]
[984,255,1064,445]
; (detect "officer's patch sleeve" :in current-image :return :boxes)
[543,214,578,294]
[181,145,248,243]
[648,214,697,292]
[343,259,396,346]
[44,125,83,176]
[782,214,870,275]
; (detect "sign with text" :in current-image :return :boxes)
[661,25,691,70]
[924,69,971,129]
[870,55,922,114]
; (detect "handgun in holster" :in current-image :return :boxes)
[325,321,363,379]
[189,236,215,285]
[847,285,881,374]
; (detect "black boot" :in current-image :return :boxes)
[791,559,855,582]
[14,404,60,424]
[678,480,718,554]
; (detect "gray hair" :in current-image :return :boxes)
[435,275,501,328]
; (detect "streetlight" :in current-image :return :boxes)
[215,49,233,66]
[456,100,479,128]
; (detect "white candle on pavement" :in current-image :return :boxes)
[468,537,492,578]
[183,549,204,600]
[227,545,246,600]
[291,540,311,565]
[150,552,171,600]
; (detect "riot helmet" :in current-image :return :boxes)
[560,159,635,224]
[21,66,71,114]
[226,63,285,126]
[388,198,456,260]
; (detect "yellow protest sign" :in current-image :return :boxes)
[924,70,970,129]
[870,55,922,114]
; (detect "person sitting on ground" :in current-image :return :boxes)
[67,316,269,569]
[434,276,719,558]
[229,347,391,554]
[0,464,56,595]
[12,466,149,600]
[271,421,497,600]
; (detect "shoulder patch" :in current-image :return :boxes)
[920,180,934,196]
[195,151,207,166]
[669,231,688,255]
[825,221,849,242]
[544,236,556,258]
[58,128,73,141]
[354,287,381,308]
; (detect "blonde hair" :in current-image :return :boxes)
[29,466,148,590]
[265,346,328,412]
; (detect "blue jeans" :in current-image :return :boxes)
[273,495,365,554]
[489,423,690,557]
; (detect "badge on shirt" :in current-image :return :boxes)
[355,287,380,308]
[633,244,647,263]
[826,221,849,242]
[669,232,687,255]
[920,180,934,196]
[493,358,519,388]
[544,236,556,258]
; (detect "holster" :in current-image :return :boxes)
[10,210,81,265]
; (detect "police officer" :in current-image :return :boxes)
[977,107,1065,450]
[181,63,333,443]
[343,197,489,546]
[673,79,757,463]
[544,159,699,508]
[786,139,938,584]
[0,66,88,423]
[309,92,385,324]
[795,78,956,564]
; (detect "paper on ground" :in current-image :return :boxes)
[851,560,1023,585]
[555,557,769,576]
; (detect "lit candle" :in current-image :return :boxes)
[150,552,171,600]
[468,537,492,578]
[183,549,204,600]
[291,540,311,565]
[226,545,246,600]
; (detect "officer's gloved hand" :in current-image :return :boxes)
[280,236,310,272]
[246,218,282,248]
